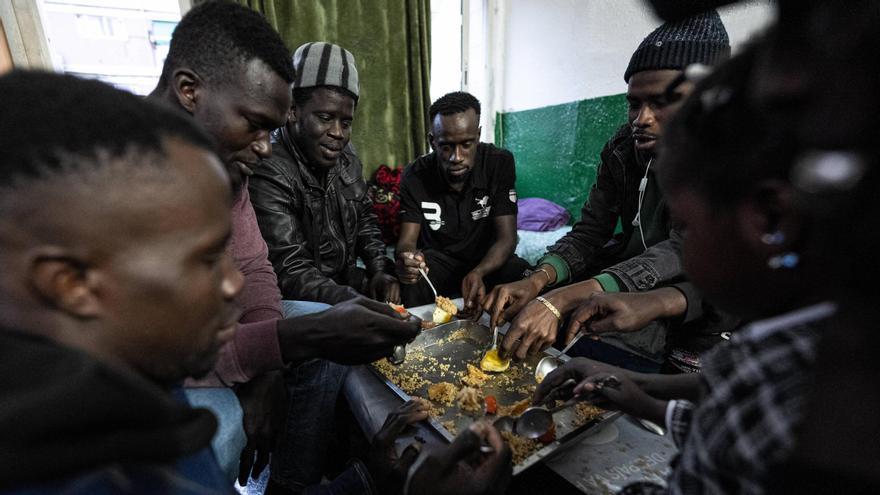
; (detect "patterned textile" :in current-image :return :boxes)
[367,164,402,245]
[622,303,835,495]
[665,399,695,450]
[668,303,835,495]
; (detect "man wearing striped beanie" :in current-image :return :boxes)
[485,11,734,374]
[252,42,398,307]
[249,42,399,492]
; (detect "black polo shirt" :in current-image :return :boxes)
[399,142,517,262]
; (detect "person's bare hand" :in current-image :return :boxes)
[370,272,401,304]
[533,357,629,405]
[407,422,512,495]
[461,270,487,320]
[278,297,419,364]
[395,251,426,285]
[574,372,667,423]
[367,399,430,493]
[499,298,559,360]
[481,278,542,330]
[565,291,665,343]
[235,371,287,485]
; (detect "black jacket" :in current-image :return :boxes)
[249,128,391,304]
[544,125,739,358]
[545,124,678,286]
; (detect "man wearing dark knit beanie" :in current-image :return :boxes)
[485,11,735,373]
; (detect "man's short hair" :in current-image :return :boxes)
[0,71,215,193]
[159,1,294,88]
[429,91,481,123]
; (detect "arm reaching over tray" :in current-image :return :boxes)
[277,297,420,365]
[534,357,705,417]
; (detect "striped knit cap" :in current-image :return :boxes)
[292,42,359,98]
[624,10,730,82]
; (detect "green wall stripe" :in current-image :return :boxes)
[496,93,628,222]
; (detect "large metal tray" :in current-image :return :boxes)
[370,319,619,475]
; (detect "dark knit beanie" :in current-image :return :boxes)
[624,10,730,82]
[293,42,359,98]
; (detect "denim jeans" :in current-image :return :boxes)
[183,387,246,484]
[184,300,335,485]
[270,301,350,492]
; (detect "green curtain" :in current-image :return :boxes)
[240,0,431,175]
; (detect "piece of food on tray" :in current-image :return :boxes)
[497,398,532,418]
[388,302,409,317]
[501,431,542,465]
[484,395,498,415]
[427,381,458,406]
[411,396,446,417]
[441,419,459,436]
[455,386,483,412]
[372,358,430,393]
[432,296,458,323]
[537,422,557,445]
[574,402,604,424]
[462,363,491,387]
[479,347,511,372]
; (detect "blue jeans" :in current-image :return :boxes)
[184,300,335,485]
[184,386,246,483]
[271,301,350,492]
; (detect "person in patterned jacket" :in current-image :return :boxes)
[535,40,845,495]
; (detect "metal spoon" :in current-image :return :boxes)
[514,398,580,439]
[417,267,438,299]
[491,379,575,437]
[534,332,585,381]
[635,418,666,436]
[514,375,620,439]
[480,325,512,371]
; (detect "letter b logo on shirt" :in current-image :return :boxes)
[421,202,443,231]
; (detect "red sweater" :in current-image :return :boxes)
[187,182,284,386]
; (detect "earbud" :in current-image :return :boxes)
[768,252,800,269]
[632,214,641,227]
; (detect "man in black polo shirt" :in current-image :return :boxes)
[397,91,530,310]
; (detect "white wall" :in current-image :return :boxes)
[499,0,775,113]
[430,0,463,101]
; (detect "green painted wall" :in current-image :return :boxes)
[496,93,628,222]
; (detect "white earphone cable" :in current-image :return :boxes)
[633,157,653,251]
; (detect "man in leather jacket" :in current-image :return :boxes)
[251,42,399,305]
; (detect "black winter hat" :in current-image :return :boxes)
[624,10,730,82]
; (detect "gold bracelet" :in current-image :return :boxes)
[535,296,562,322]
[534,267,552,283]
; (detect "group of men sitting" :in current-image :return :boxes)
[242,11,737,376]
[6,0,872,494]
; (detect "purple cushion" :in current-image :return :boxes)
[516,197,570,231]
